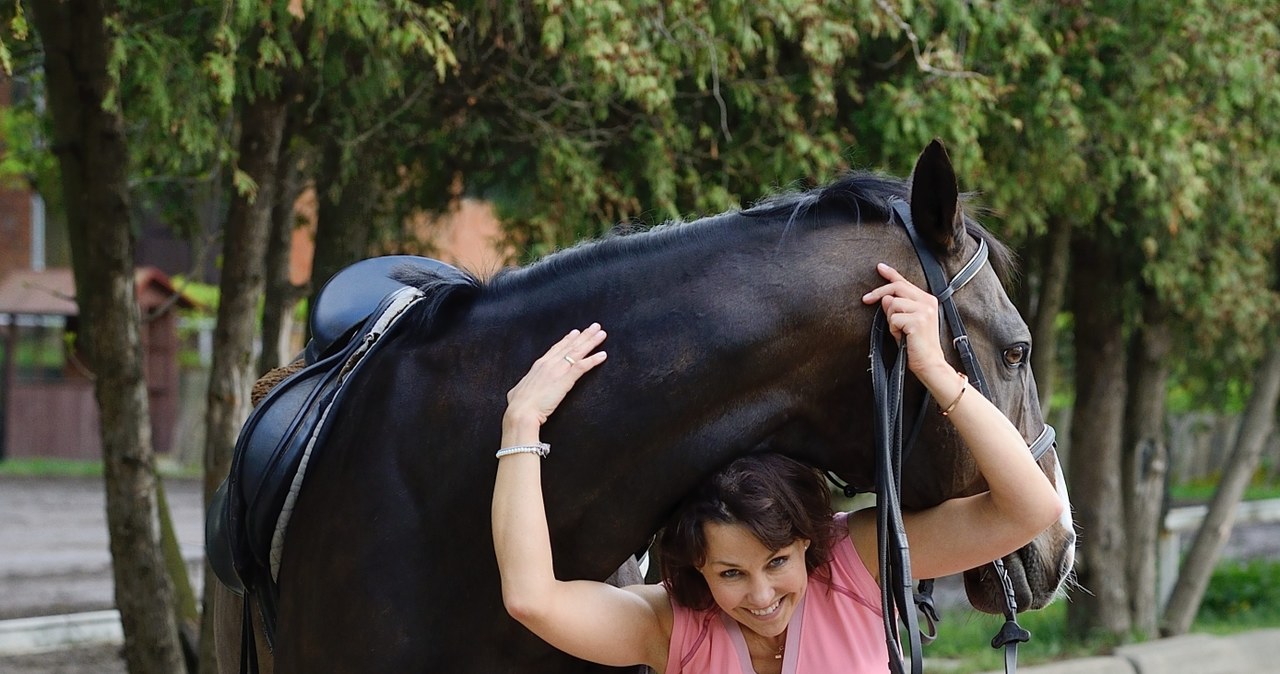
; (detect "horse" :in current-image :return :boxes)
[212,140,1075,673]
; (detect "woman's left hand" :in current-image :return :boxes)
[861,263,948,378]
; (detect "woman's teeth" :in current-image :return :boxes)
[748,599,781,616]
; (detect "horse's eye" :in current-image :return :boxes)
[1003,344,1030,367]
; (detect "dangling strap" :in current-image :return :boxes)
[990,558,1032,674]
[240,596,259,674]
[870,308,924,674]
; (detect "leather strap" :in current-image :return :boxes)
[869,308,923,673]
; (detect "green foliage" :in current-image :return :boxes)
[0,99,55,186]
[171,276,220,313]
[415,0,1057,257]
[0,0,26,73]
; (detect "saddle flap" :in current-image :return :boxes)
[230,346,347,572]
[206,479,245,596]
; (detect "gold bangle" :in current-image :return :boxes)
[939,373,968,417]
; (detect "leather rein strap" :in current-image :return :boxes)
[870,199,1056,674]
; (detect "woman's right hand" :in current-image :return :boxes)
[504,323,608,430]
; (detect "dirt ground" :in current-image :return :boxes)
[0,644,127,674]
[0,475,201,673]
[1,474,1278,673]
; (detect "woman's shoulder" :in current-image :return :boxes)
[825,509,879,589]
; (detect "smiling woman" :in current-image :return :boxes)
[654,455,892,674]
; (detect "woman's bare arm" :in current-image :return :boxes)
[491,324,670,668]
[850,265,1063,581]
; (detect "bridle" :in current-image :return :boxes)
[833,198,1058,674]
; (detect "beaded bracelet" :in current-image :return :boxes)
[495,442,551,459]
[939,373,969,417]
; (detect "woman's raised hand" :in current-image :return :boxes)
[505,323,608,428]
[861,263,949,379]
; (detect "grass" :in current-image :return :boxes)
[0,457,200,478]
[1169,480,1280,503]
[927,559,1280,673]
[1195,559,1280,631]
[0,457,105,477]
[926,601,1098,674]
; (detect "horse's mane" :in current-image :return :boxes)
[390,264,483,335]
[740,172,1016,284]
[392,172,1017,333]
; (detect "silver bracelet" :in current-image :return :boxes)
[495,443,551,459]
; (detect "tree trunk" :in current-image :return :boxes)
[306,138,378,326]
[199,93,291,674]
[28,2,185,671]
[1065,233,1132,639]
[158,478,200,670]
[1122,290,1172,638]
[1030,215,1072,414]
[1161,343,1280,635]
[257,121,306,375]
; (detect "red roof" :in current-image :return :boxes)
[0,267,198,316]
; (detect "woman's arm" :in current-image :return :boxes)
[491,324,670,668]
[849,264,1064,582]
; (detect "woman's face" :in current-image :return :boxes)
[697,522,810,638]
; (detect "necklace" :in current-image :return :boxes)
[746,629,786,663]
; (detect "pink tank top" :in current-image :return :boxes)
[665,512,889,673]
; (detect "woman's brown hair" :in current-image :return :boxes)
[657,453,840,610]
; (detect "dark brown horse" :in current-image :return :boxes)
[213,141,1074,673]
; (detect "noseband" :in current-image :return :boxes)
[856,199,1057,674]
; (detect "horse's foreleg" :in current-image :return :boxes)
[212,583,274,674]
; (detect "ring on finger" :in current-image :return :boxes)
[563,355,576,365]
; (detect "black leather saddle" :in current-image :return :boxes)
[205,255,463,646]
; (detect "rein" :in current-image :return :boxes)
[859,199,1057,674]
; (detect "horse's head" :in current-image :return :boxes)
[890,141,1075,613]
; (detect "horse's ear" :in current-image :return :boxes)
[909,139,964,255]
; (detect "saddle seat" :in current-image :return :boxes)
[205,255,462,644]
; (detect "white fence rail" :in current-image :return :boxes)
[1157,497,1280,610]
